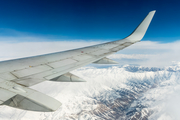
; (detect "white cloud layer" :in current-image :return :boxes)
[108,40,180,67]
[0,36,179,67]
[0,37,101,61]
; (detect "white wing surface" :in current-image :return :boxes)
[0,11,155,112]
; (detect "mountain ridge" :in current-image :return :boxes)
[0,64,180,120]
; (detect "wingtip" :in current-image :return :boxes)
[150,10,156,14]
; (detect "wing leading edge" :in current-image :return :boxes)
[0,11,155,112]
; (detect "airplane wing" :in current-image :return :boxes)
[0,11,155,112]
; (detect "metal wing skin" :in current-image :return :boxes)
[0,11,155,112]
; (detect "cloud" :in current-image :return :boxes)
[0,36,101,61]
[109,54,155,59]
[108,40,180,67]
[163,88,180,120]
[142,76,180,120]
[0,36,180,67]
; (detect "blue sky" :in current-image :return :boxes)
[0,0,179,42]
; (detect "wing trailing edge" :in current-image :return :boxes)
[0,81,61,112]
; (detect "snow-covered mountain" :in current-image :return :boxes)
[1,64,180,120]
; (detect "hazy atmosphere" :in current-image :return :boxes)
[0,0,180,120]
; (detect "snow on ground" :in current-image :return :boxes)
[0,64,180,119]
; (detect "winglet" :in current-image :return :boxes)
[125,10,156,42]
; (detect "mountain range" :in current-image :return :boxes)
[1,64,180,120]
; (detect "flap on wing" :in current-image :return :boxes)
[3,93,61,112]
[50,72,86,82]
[0,81,61,112]
[0,88,16,104]
[93,57,118,64]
